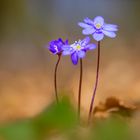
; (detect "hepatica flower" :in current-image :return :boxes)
[78,16,118,123]
[62,37,96,65]
[62,37,96,118]
[48,38,68,103]
[49,38,68,55]
[78,16,118,41]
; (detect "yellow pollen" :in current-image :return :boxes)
[76,45,81,50]
[96,23,101,29]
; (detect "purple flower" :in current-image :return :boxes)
[49,38,68,55]
[78,16,118,41]
[62,37,96,65]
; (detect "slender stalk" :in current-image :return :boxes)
[54,54,61,103]
[88,41,100,123]
[78,59,83,119]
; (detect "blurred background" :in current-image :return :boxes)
[0,0,140,122]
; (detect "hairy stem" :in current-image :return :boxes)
[88,41,100,123]
[78,59,83,119]
[54,54,61,103]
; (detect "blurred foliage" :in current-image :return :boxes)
[0,98,136,140]
[0,98,78,140]
[0,120,36,140]
[91,118,133,140]
[32,98,78,139]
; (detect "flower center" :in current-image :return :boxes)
[95,23,101,29]
[76,45,81,50]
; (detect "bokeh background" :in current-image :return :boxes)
[0,0,140,121]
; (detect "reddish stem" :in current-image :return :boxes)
[88,41,100,123]
[78,59,83,119]
[54,54,61,103]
